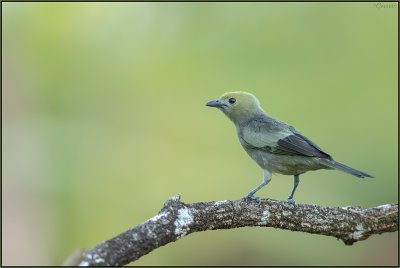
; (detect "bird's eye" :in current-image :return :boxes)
[228,98,236,104]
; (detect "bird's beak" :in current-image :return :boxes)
[206,99,224,108]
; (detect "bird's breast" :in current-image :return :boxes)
[241,146,272,170]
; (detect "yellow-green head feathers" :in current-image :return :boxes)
[206,91,264,124]
[219,91,261,107]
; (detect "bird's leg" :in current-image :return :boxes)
[245,170,271,203]
[286,174,300,204]
[246,182,266,202]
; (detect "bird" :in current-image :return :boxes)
[206,91,373,204]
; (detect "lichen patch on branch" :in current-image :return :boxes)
[174,207,194,238]
[258,210,270,225]
[348,223,366,240]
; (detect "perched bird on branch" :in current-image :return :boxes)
[206,91,373,204]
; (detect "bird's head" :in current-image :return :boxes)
[206,91,264,124]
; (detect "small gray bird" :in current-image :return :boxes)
[206,91,373,204]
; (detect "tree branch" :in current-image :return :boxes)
[78,195,398,266]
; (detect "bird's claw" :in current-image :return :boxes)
[286,198,296,205]
[245,195,262,203]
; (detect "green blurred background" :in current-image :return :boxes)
[2,2,398,266]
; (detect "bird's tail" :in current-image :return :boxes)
[325,160,374,178]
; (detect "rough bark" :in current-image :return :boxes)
[78,195,398,266]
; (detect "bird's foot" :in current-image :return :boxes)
[286,198,296,205]
[244,194,262,203]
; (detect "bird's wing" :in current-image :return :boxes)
[240,119,332,159]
